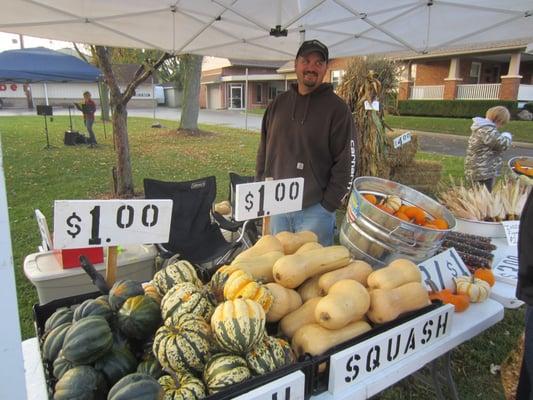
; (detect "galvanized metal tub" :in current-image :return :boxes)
[339,176,456,267]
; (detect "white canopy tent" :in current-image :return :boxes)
[1,0,533,59]
[1,1,533,399]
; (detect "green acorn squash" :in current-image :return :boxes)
[42,322,71,362]
[44,307,73,334]
[62,315,113,364]
[136,354,164,380]
[107,373,162,400]
[73,295,113,322]
[117,295,161,340]
[53,365,108,400]
[52,350,74,380]
[109,280,144,312]
[94,345,138,386]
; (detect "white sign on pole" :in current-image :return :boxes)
[328,304,453,395]
[364,100,380,111]
[233,371,306,400]
[501,220,520,246]
[53,199,173,249]
[493,254,519,285]
[393,132,412,149]
[417,248,471,291]
[234,178,304,222]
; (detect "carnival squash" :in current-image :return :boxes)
[223,269,273,312]
[454,275,491,303]
[367,258,421,290]
[275,230,318,254]
[159,372,206,399]
[291,320,371,357]
[318,260,373,295]
[231,250,283,283]
[315,280,370,329]
[203,353,251,394]
[280,297,321,339]
[152,259,202,296]
[208,264,240,303]
[246,336,296,375]
[233,235,283,262]
[367,281,430,324]
[265,283,302,322]
[273,245,351,288]
[161,281,214,322]
[297,275,322,302]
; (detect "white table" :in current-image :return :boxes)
[23,299,504,400]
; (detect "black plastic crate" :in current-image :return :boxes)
[33,292,314,400]
[302,300,444,397]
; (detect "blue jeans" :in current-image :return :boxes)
[270,202,336,246]
[85,119,97,144]
[517,306,533,400]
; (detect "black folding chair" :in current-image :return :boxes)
[143,176,244,280]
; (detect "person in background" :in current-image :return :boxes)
[255,39,356,246]
[464,106,512,191]
[516,187,533,399]
[75,91,97,146]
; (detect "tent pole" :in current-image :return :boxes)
[245,67,248,132]
[43,83,49,105]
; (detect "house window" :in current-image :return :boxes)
[331,70,345,90]
[470,62,481,83]
[268,86,277,101]
[255,83,262,103]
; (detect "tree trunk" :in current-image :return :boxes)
[98,82,110,121]
[112,103,133,196]
[179,54,203,132]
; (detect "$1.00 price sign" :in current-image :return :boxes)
[418,248,470,291]
[393,131,411,149]
[234,178,304,222]
[53,199,173,249]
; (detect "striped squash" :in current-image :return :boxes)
[161,282,214,322]
[143,282,162,305]
[223,269,273,312]
[117,295,161,339]
[109,279,144,312]
[158,373,206,399]
[52,350,75,380]
[246,336,296,375]
[42,322,71,362]
[203,353,251,395]
[207,265,239,303]
[44,307,73,334]
[62,315,113,364]
[153,260,202,296]
[211,298,266,354]
[73,295,113,322]
[153,313,212,374]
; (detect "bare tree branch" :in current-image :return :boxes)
[72,43,90,64]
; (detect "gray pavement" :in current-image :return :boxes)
[2,106,533,160]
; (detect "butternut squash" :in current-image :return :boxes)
[315,280,370,329]
[367,258,421,290]
[294,242,323,254]
[367,281,430,324]
[273,246,350,289]
[280,297,321,339]
[233,235,283,262]
[265,283,302,322]
[291,320,371,357]
[318,261,373,295]
[275,231,318,254]
[297,276,322,302]
[231,250,283,283]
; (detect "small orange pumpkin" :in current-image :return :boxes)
[363,194,377,205]
[474,268,495,287]
[429,288,470,313]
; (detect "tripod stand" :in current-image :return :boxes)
[36,105,54,149]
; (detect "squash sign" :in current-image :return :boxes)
[328,304,454,395]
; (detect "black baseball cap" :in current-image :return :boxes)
[296,39,329,62]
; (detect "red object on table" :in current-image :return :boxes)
[54,247,104,269]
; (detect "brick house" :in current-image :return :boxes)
[394,39,533,105]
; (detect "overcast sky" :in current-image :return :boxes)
[0,32,73,51]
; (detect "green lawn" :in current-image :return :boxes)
[0,115,524,399]
[385,115,533,143]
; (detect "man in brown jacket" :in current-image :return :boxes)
[255,40,356,245]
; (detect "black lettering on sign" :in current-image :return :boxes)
[421,319,433,345]
[387,335,401,362]
[271,387,291,400]
[366,345,381,372]
[345,354,360,383]
[418,264,433,288]
[436,312,449,337]
[449,251,469,275]
[404,328,416,354]
[433,260,445,289]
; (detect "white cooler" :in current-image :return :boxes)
[24,245,158,304]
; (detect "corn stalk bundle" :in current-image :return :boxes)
[337,57,399,178]
[438,176,530,221]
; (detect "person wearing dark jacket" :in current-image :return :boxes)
[516,187,533,399]
[75,91,97,146]
[255,40,356,245]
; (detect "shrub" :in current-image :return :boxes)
[523,102,533,113]
[398,100,518,118]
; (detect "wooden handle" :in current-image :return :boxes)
[105,246,118,287]
[262,177,273,236]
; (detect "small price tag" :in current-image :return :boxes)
[418,248,470,291]
[502,220,520,246]
[234,178,304,222]
[393,131,412,149]
[364,100,380,111]
[233,371,305,400]
[328,304,453,394]
[493,254,519,285]
[53,199,173,249]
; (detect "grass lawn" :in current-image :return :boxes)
[385,115,533,143]
[0,115,524,399]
